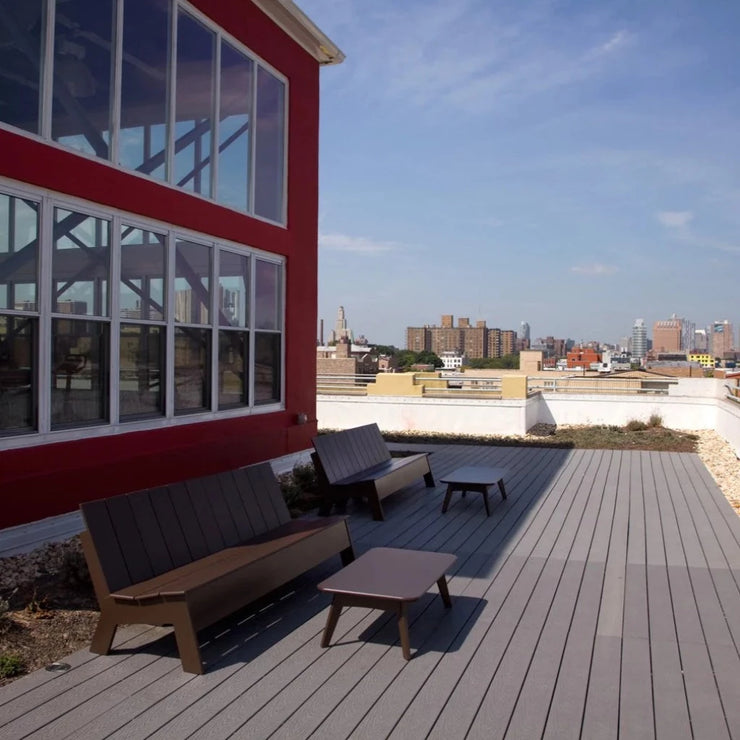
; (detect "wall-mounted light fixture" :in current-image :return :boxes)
[296,412,308,425]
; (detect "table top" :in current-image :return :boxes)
[317,547,457,602]
[440,466,508,486]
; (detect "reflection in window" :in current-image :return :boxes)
[120,226,165,320]
[0,0,45,134]
[51,318,109,427]
[0,194,39,311]
[0,315,36,433]
[120,324,163,418]
[218,330,247,408]
[175,240,210,324]
[218,42,253,210]
[218,251,248,328]
[174,326,209,413]
[53,208,109,316]
[51,0,113,158]
[175,11,214,197]
[254,67,286,222]
[119,0,170,180]
[254,259,281,330]
[254,331,280,404]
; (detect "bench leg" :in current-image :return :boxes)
[397,603,411,660]
[90,612,118,655]
[437,575,452,608]
[171,606,204,674]
[369,493,385,521]
[340,545,355,566]
[424,470,435,487]
[321,598,344,648]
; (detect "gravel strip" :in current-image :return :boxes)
[691,429,740,515]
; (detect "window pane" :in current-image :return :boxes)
[217,42,253,210]
[254,67,285,222]
[120,323,163,419]
[52,0,113,158]
[174,240,210,324]
[51,318,109,427]
[0,315,36,433]
[218,330,247,408]
[120,226,166,320]
[53,208,110,316]
[254,259,281,330]
[175,12,214,197]
[0,194,39,311]
[218,251,248,327]
[0,0,45,134]
[174,326,210,412]
[119,0,170,180]
[254,332,280,404]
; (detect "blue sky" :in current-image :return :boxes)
[299,0,740,349]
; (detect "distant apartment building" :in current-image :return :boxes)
[652,316,683,353]
[710,320,735,358]
[688,353,714,369]
[518,321,531,351]
[440,351,465,369]
[632,319,647,360]
[566,347,602,369]
[406,315,516,359]
[692,328,708,352]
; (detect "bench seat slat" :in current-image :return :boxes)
[110,517,350,602]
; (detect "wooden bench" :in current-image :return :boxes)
[80,462,355,674]
[311,423,435,521]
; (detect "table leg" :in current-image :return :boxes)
[437,575,452,608]
[321,598,343,648]
[441,484,454,513]
[483,486,491,516]
[397,603,411,660]
[498,478,508,499]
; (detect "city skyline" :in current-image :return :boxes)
[300,0,740,349]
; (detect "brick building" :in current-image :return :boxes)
[406,315,517,359]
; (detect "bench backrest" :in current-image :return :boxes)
[81,462,290,593]
[312,423,391,484]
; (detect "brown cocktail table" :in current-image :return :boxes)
[440,466,508,516]
[317,547,456,659]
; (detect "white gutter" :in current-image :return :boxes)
[252,0,345,65]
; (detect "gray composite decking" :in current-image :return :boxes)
[1,445,739,739]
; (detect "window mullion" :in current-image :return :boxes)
[110,216,121,424]
[40,0,56,139]
[110,0,124,166]
[37,195,53,433]
[212,35,221,204]
[210,246,219,411]
[165,231,176,417]
[166,1,178,185]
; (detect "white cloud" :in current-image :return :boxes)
[319,232,399,254]
[657,210,693,228]
[570,263,618,275]
[593,30,632,57]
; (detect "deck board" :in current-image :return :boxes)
[2,446,740,740]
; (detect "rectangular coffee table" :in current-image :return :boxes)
[440,466,508,516]
[317,547,456,659]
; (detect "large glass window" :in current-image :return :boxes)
[119,0,170,180]
[51,318,109,427]
[0,315,36,434]
[0,194,39,311]
[0,1,289,223]
[254,259,281,404]
[254,67,286,223]
[53,208,109,316]
[217,43,253,211]
[218,250,249,408]
[0,185,285,442]
[119,226,165,418]
[0,0,45,134]
[175,11,214,198]
[51,0,114,158]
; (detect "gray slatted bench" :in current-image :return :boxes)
[311,423,434,521]
[80,461,355,674]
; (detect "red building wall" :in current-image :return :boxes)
[0,1,321,528]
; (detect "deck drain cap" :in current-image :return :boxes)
[45,662,71,672]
